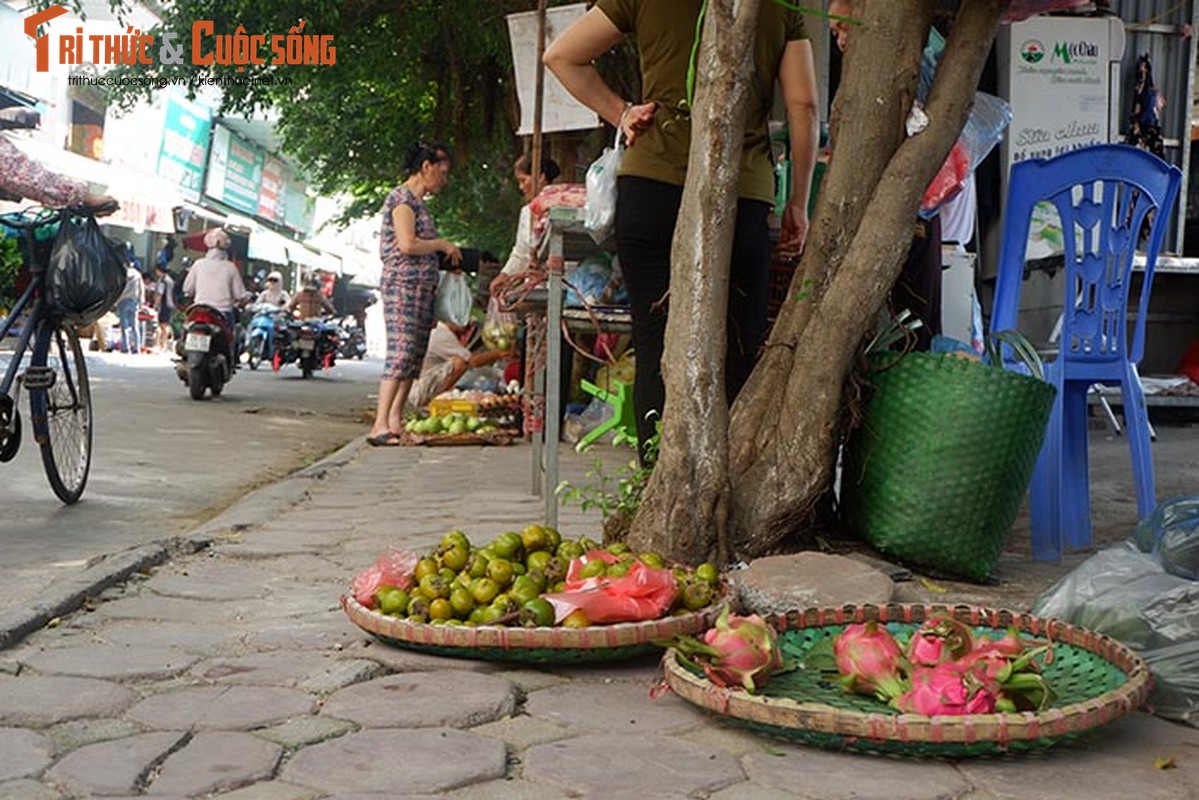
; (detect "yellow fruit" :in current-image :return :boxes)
[561,609,591,628]
[638,552,666,570]
[695,562,719,585]
[428,598,454,621]
[413,558,438,582]
[578,559,607,580]
[526,550,552,573]
[487,558,515,587]
[441,545,469,572]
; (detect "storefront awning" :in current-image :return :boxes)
[287,242,323,270]
[247,228,292,266]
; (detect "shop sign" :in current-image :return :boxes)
[204,124,263,216]
[156,91,212,202]
[257,154,285,224]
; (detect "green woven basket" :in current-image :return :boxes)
[341,592,727,664]
[841,352,1055,582]
[662,604,1151,757]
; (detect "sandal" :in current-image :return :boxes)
[366,432,404,447]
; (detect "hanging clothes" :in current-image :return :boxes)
[1125,53,1166,159]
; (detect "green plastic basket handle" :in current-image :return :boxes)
[985,329,1045,382]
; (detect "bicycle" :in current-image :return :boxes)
[0,201,119,503]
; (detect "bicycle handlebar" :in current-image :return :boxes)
[0,200,121,230]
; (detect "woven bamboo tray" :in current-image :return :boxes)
[403,429,518,447]
[341,592,726,664]
[662,603,1152,757]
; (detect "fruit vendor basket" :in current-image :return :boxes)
[341,591,729,664]
[661,603,1151,757]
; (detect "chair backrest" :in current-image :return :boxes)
[991,144,1182,365]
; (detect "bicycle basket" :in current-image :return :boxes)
[45,214,126,326]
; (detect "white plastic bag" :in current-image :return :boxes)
[584,130,623,244]
[434,270,472,326]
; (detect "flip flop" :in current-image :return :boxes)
[366,432,404,447]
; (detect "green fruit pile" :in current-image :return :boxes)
[372,526,721,628]
[405,412,498,437]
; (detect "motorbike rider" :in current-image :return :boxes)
[287,276,337,320]
[182,228,248,365]
[259,270,290,307]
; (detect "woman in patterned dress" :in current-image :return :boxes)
[367,142,462,445]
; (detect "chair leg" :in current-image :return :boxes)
[1060,382,1093,552]
[1122,364,1157,520]
[1029,396,1064,562]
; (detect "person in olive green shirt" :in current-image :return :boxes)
[545,0,819,457]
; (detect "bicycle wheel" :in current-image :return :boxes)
[28,320,92,504]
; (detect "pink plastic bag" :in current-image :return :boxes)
[351,548,420,609]
[921,140,971,213]
[542,550,678,625]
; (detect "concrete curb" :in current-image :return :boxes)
[0,436,367,651]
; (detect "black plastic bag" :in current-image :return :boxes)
[46,215,126,325]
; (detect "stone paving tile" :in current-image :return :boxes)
[523,680,706,734]
[446,777,578,799]
[742,747,970,800]
[148,731,283,797]
[298,657,385,694]
[0,676,137,726]
[17,644,198,681]
[0,779,64,800]
[545,654,665,684]
[488,668,568,694]
[43,718,145,754]
[338,640,505,674]
[146,562,274,601]
[279,728,506,795]
[958,746,1193,800]
[523,733,743,798]
[189,649,343,686]
[210,780,324,799]
[64,619,245,655]
[0,728,53,781]
[320,672,517,728]
[678,723,787,759]
[241,553,349,583]
[44,731,185,796]
[470,715,578,750]
[709,781,814,800]
[256,716,357,751]
[90,594,248,624]
[238,619,360,653]
[126,685,316,731]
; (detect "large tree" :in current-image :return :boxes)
[628,0,1010,564]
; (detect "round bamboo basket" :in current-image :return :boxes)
[342,591,727,664]
[662,603,1152,756]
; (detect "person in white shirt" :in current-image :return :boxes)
[116,263,144,354]
[258,270,290,307]
[492,154,561,289]
[408,320,512,410]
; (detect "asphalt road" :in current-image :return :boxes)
[0,347,378,613]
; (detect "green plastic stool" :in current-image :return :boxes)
[576,379,638,451]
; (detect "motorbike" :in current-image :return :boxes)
[334,315,367,360]
[275,316,339,378]
[175,304,235,400]
[243,302,284,370]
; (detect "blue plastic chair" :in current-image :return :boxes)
[991,144,1182,562]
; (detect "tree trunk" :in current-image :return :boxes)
[626,0,762,566]
[727,0,1006,557]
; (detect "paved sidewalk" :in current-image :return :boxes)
[1,433,1198,798]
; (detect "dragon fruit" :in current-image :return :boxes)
[696,606,785,693]
[832,622,907,700]
[906,615,975,667]
[894,662,997,716]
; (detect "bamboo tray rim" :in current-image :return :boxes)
[341,591,726,652]
[661,603,1152,749]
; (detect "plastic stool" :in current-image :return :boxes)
[576,379,637,451]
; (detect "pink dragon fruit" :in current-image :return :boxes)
[694,606,784,693]
[972,627,1027,659]
[894,662,997,716]
[833,622,907,700]
[906,615,975,667]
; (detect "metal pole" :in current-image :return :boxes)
[531,0,547,198]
